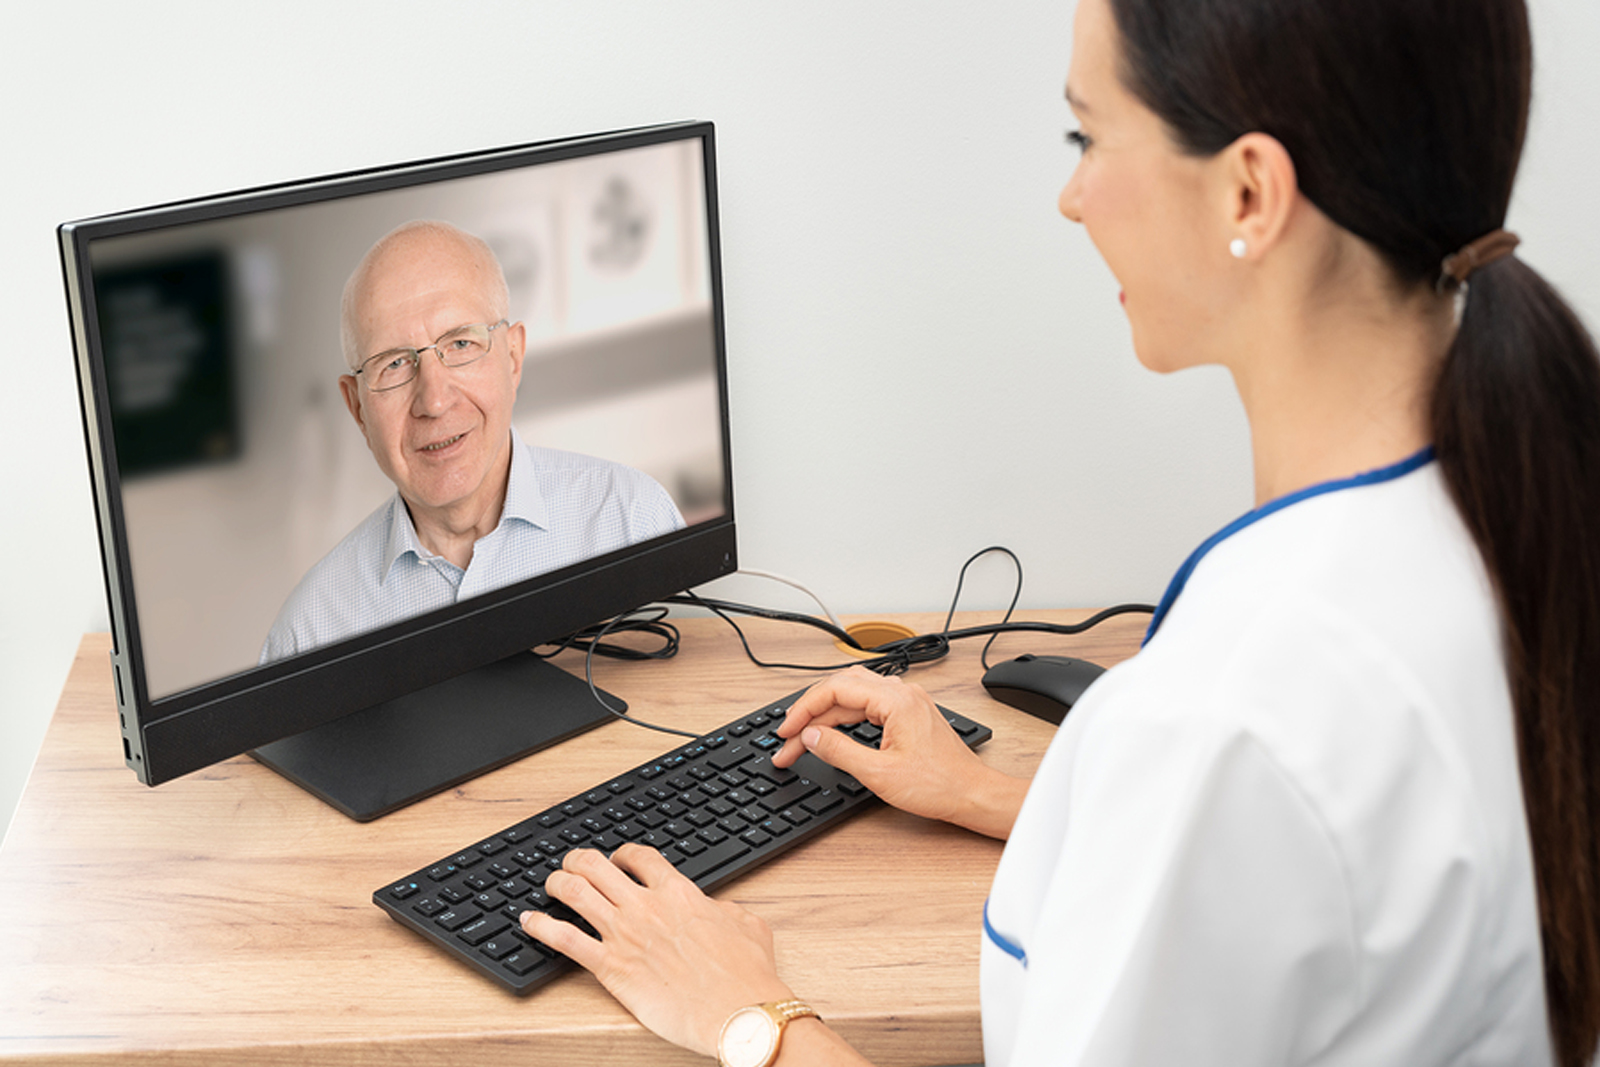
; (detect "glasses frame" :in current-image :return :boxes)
[354,319,510,393]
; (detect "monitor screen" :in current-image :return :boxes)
[60,122,737,819]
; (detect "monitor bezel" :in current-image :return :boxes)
[59,120,736,787]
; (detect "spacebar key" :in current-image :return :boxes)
[675,838,752,884]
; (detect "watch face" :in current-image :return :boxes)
[721,1007,778,1067]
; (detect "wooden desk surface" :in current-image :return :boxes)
[0,609,1145,1066]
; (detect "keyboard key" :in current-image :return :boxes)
[801,789,844,816]
[480,935,522,960]
[388,881,420,900]
[708,743,755,770]
[503,950,547,976]
[763,780,820,812]
[674,837,752,883]
[435,908,481,932]
[457,916,510,946]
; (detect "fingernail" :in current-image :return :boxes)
[802,727,821,748]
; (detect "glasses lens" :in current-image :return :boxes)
[436,323,493,367]
[367,351,419,391]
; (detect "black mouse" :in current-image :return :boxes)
[981,654,1107,725]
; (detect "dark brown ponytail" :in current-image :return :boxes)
[1107,0,1600,1062]
[1433,256,1600,1064]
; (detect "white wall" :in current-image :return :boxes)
[3,0,1596,835]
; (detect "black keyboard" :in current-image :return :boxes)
[373,688,991,994]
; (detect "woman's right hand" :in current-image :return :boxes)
[772,667,1029,840]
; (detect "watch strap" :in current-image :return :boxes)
[765,998,820,1027]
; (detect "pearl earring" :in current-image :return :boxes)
[1229,238,1248,259]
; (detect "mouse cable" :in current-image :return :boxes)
[942,546,1023,671]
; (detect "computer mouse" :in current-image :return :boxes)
[981,654,1107,725]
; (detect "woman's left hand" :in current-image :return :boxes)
[520,843,795,1057]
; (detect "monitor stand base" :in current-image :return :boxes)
[250,651,618,822]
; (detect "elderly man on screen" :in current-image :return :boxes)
[261,220,684,663]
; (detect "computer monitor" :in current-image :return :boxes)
[59,121,736,821]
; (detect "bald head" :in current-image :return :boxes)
[340,220,510,370]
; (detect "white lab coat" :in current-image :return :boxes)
[981,459,1551,1066]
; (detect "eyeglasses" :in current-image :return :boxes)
[355,320,509,392]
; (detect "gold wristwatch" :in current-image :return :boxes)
[716,999,820,1067]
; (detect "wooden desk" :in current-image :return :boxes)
[0,609,1145,1066]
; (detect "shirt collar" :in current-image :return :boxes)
[378,427,549,586]
[501,426,551,534]
[1142,445,1437,646]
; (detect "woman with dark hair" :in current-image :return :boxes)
[518,0,1600,1063]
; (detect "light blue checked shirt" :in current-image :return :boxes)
[260,429,684,663]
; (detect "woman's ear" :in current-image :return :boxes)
[1222,132,1298,259]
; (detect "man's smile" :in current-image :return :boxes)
[419,432,467,453]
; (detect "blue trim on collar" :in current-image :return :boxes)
[1143,446,1437,646]
[983,898,1027,967]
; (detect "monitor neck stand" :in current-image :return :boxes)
[249,651,616,821]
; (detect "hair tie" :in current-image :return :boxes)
[1439,229,1520,291]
